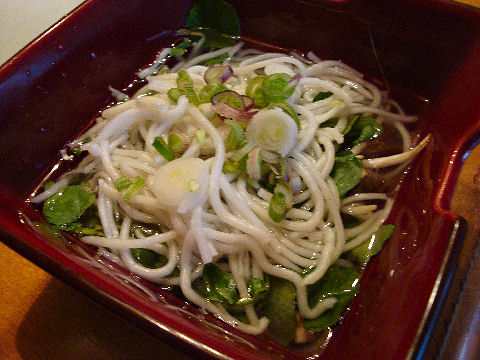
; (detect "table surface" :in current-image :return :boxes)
[1,1,480,359]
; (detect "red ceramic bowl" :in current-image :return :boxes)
[1,1,480,359]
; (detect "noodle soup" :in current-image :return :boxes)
[30,38,429,346]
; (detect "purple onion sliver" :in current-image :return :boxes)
[219,65,234,83]
[241,95,255,111]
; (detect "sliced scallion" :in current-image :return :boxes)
[153,137,175,161]
[123,176,145,201]
[269,191,287,223]
[116,177,133,191]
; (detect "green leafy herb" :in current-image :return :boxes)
[341,213,362,229]
[261,277,296,345]
[235,277,271,306]
[170,40,193,56]
[262,73,296,103]
[304,266,360,331]
[199,263,238,305]
[62,221,104,236]
[43,185,95,227]
[346,224,395,265]
[313,91,333,102]
[186,0,241,37]
[153,137,175,161]
[248,277,270,299]
[319,117,339,129]
[330,151,362,197]
[130,248,168,269]
[343,116,382,147]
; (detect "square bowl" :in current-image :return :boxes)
[1,0,480,359]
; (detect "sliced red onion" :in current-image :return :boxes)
[289,73,302,83]
[214,102,257,121]
[204,65,234,84]
[241,95,255,111]
[247,146,262,181]
[211,90,257,121]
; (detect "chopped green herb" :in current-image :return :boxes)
[170,40,193,56]
[269,191,287,223]
[195,129,206,146]
[123,176,145,201]
[157,66,170,75]
[168,133,184,153]
[177,70,200,105]
[167,87,183,102]
[225,119,244,150]
[116,177,133,191]
[72,147,84,155]
[245,75,268,107]
[223,160,241,174]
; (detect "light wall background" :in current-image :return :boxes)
[0,0,85,65]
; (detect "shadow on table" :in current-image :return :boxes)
[15,278,191,360]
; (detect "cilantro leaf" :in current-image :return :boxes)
[199,263,238,305]
[261,277,296,345]
[43,185,95,227]
[346,224,395,265]
[130,248,168,269]
[304,266,360,331]
[186,0,241,36]
[330,151,362,197]
[343,116,382,147]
